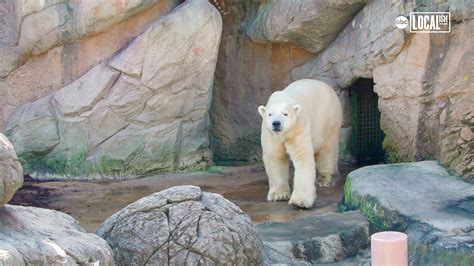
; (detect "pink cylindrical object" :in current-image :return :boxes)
[371,231,408,266]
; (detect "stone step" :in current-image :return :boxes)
[257,211,370,264]
[340,161,474,265]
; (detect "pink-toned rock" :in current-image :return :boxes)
[5,0,222,179]
[0,0,178,130]
[433,20,474,178]
[373,34,430,162]
[460,127,472,142]
[74,0,162,36]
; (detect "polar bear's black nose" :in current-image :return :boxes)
[272,121,281,131]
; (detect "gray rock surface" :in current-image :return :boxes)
[74,0,161,36]
[340,161,474,264]
[1,0,167,58]
[372,20,473,177]
[0,134,23,207]
[0,0,179,130]
[290,0,473,178]
[52,64,120,116]
[5,0,222,179]
[291,0,409,89]
[246,0,368,54]
[0,204,113,265]
[97,185,263,265]
[257,211,370,264]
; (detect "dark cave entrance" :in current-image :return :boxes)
[349,79,385,165]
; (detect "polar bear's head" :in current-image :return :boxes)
[258,103,302,133]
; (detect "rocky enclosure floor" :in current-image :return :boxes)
[10,163,357,233]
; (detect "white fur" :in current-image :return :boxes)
[258,79,343,208]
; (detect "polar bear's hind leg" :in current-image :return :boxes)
[315,132,340,187]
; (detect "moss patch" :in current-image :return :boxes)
[19,149,92,177]
[410,244,474,266]
[339,174,407,232]
[382,136,411,163]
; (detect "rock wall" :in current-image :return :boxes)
[210,0,373,162]
[212,0,472,177]
[4,0,222,179]
[246,0,368,54]
[1,0,472,178]
[291,0,473,177]
[373,22,473,177]
[0,0,180,129]
[210,0,314,162]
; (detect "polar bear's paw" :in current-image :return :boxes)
[288,190,316,208]
[267,186,291,201]
[317,173,340,188]
[317,177,336,187]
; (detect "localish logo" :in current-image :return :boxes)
[409,12,450,33]
[395,16,409,29]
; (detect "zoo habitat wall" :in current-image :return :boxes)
[0,0,472,179]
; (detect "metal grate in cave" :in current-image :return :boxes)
[349,79,385,165]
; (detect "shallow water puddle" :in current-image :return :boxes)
[10,163,357,233]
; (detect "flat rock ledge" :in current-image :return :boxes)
[0,204,113,265]
[97,185,264,265]
[340,161,474,265]
[257,211,370,264]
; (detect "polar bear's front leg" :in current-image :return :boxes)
[262,136,291,202]
[263,155,291,201]
[286,136,316,208]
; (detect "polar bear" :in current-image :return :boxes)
[258,79,343,208]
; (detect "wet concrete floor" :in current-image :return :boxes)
[10,163,358,233]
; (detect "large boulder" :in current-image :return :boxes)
[5,0,222,179]
[257,211,370,264]
[340,161,474,264]
[0,134,23,207]
[0,204,113,265]
[97,185,264,265]
[246,0,368,53]
[0,0,179,129]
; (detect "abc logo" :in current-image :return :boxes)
[395,16,408,29]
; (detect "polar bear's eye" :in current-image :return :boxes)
[283,113,288,116]
[269,113,272,116]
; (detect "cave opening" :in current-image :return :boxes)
[348,79,385,166]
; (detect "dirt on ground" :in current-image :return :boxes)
[10,163,358,233]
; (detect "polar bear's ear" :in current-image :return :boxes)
[294,104,302,117]
[258,106,266,117]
